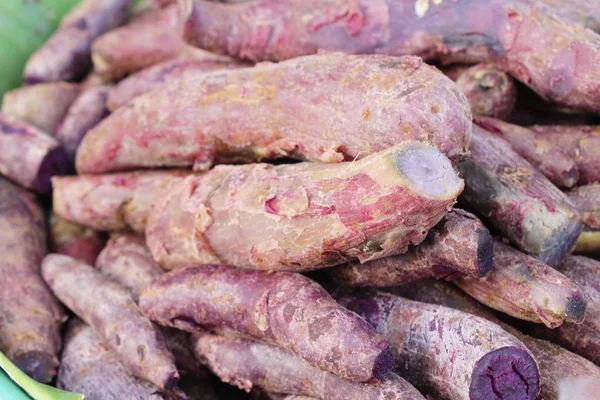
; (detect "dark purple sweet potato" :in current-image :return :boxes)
[49,213,106,265]
[76,53,471,174]
[455,240,586,328]
[193,332,424,399]
[56,85,111,162]
[23,0,132,83]
[457,124,582,266]
[42,254,178,388]
[329,209,493,287]
[338,290,540,400]
[0,113,69,194]
[1,83,81,134]
[181,0,600,113]
[139,265,393,382]
[566,184,600,253]
[0,178,65,383]
[474,117,579,188]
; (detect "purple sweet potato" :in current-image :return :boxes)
[193,332,424,399]
[530,125,600,185]
[457,124,582,266]
[474,117,579,188]
[0,178,65,383]
[1,82,81,134]
[455,64,517,119]
[0,113,70,194]
[454,240,586,328]
[338,290,540,400]
[536,0,600,32]
[76,53,471,174]
[329,209,493,287]
[49,213,106,265]
[56,86,111,162]
[566,184,600,253]
[23,0,132,83]
[139,265,394,382]
[42,254,179,388]
[58,320,187,400]
[181,0,600,113]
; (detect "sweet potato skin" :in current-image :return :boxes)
[193,333,424,400]
[49,213,106,265]
[42,254,178,389]
[536,0,600,32]
[566,184,600,253]
[139,265,393,382]
[329,209,493,287]
[0,113,69,194]
[76,53,471,174]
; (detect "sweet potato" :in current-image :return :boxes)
[181,0,600,113]
[338,290,540,400]
[329,209,493,287]
[58,320,187,400]
[536,0,600,32]
[0,113,70,194]
[0,178,65,383]
[49,213,105,265]
[193,332,424,400]
[474,117,579,188]
[530,125,600,185]
[23,0,132,83]
[107,56,245,111]
[140,265,393,382]
[76,53,471,174]
[2,82,81,134]
[56,86,111,162]
[566,184,600,253]
[457,124,581,266]
[454,240,586,328]
[42,254,178,388]
[558,378,600,400]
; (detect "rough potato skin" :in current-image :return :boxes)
[76,53,471,174]
[58,320,187,400]
[52,170,188,232]
[139,265,393,382]
[181,0,600,113]
[0,113,70,194]
[193,333,424,400]
[329,209,493,287]
[338,291,540,400]
[536,0,600,32]
[2,83,81,134]
[457,124,582,266]
[566,184,600,253]
[455,64,517,119]
[530,125,600,185]
[42,254,178,389]
[455,240,586,328]
[145,143,463,271]
[0,178,65,383]
[56,86,111,162]
[23,0,132,83]
[50,213,106,265]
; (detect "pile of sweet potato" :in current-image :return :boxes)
[1,0,600,399]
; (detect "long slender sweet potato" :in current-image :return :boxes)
[42,254,178,388]
[181,0,600,113]
[338,290,540,400]
[193,332,424,400]
[454,240,585,328]
[329,209,493,287]
[76,53,471,174]
[392,279,600,400]
[457,124,582,266]
[0,178,65,383]
[474,117,579,188]
[49,213,105,265]
[0,113,70,194]
[56,86,111,162]
[140,265,393,382]
[59,320,187,400]
[530,125,600,185]
[23,0,132,83]
[566,184,600,253]
[107,57,245,110]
